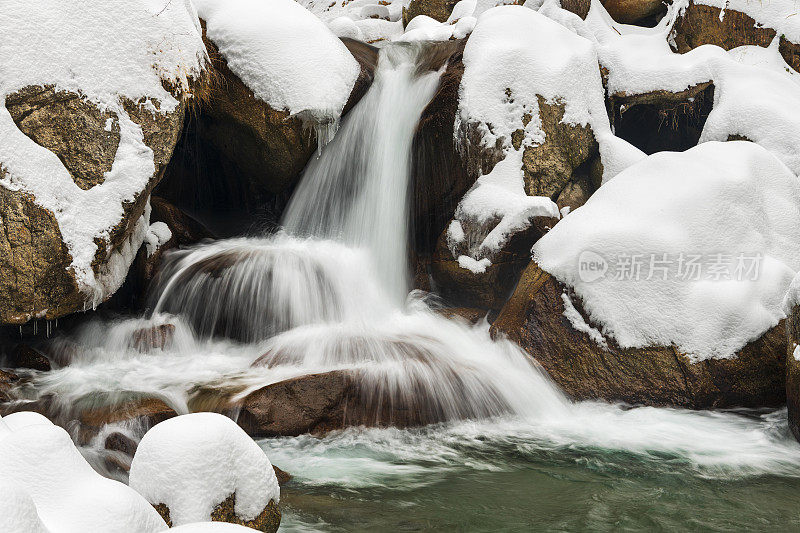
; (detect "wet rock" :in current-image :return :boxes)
[340,38,379,117]
[158,28,375,217]
[430,215,557,310]
[129,324,176,352]
[403,0,461,24]
[8,344,51,371]
[412,39,471,254]
[272,465,292,486]
[491,262,786,408]
[671,0,800,73]
[78,397,177,444]
[156,497,281,533]
[435,306,488,325]
[787,305,800,442]
[601,0,665,25]
[1,86,186,325]
[0,369,19,403]
[560,0,591,19]
[237,370,464,437]
[105,431,139,457]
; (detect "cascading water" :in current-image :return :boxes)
[283,43,441,301]
[13,41,800,498]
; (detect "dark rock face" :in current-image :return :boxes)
[786,305,800,442]
[430,216,558,310]
[237,368,489,437]
[672,0,800,73]
[609,82,715,154]
[7,344,51,371]
[412,39,471,255]
[491,262,786,408]
[158,29,376,220]
[156,496,280,533]
[0,86,185,325]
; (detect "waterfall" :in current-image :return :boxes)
[282,43,442,302]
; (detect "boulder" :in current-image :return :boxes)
[671,0,800,73]
[158,29,377,216]
[430,215,557,310]
[1,86,186,324]
[7,344,51,371]
[491,262,786,408]
[128,324,176,352]
[412,39,472,254]
[237,370,452,437]
[404,0,461,24]
[601,0,665,25]
[78,397,177,444]
[787,304,800,442]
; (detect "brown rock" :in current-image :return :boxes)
[105,431,139,457]
[156,496,280,533]
[560,0,591,19]
[491,262,786,408]
[412,39,472,254]
[672,0,799,73]
[8,344,51,371]
[601,0,665,25]
[0,369,19,403]
[78,397,177,443]
[237,365,503,437]
[430,216,557,310]
[404,0,461,24]
[340,38,379,117]
[129,324,176,352]
[0,85,186,325]
[787,305,800,442]
[158,28,375,215]
[435,306,488,325]
[273,465,292,486]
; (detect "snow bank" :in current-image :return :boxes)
[0,419,167,533]
[129,413,279,526]
[195,0,360,123]
[0,0,206,305]
[534,141,800,361]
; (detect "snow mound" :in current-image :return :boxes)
[195,0,360,123]
[534,141,800,362]
[129,413,279,526]
[1,411,53,432]
[0,420,167,533]
[0,0,206,304]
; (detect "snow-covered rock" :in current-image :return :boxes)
[786,275,800,444]
[0,0,206,324]
[0,420,168,533]
[534,141,800,361]
[194,0,360,125]
[129,413,280,531]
